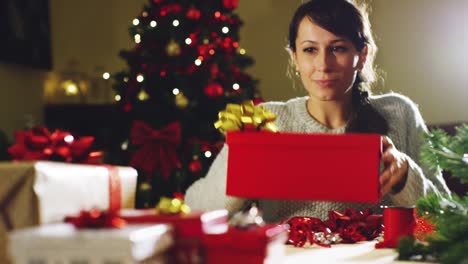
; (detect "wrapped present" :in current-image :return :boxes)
[0,161,137,263]
[226,131,381,203]
[119,208,228,264]
[9,223,173,264]
[203,224,288,264]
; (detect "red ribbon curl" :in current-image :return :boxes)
[130,121,181,179]
[286,208,383,247]
[8,126,102,164]
[64,209,126,229]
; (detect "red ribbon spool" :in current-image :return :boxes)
[375,207,415,248]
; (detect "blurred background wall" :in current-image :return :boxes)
[0,0,466,138]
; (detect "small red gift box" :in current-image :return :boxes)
[119,209,228,264]
[226,132,381,203]
[203,224,288,264]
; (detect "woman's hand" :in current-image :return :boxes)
[380,136,409,196]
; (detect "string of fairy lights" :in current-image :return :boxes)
[99,8,249,104]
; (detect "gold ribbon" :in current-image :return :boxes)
[214,101,278,133]
[155,197,191,214]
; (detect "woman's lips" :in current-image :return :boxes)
[314,79,336,88]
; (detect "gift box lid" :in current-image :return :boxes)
[119,209,228,238]
[9,223,173,261]
[203,224,288,251]
[226,132,381,203]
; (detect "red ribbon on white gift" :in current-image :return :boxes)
[106,165,121,212]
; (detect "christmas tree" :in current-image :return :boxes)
[110,0,261,207]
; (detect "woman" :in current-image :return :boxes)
[185,0,451,222]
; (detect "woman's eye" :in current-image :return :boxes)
[302,47,317,53]
[332,46,348,53]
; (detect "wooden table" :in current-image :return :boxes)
[284,241,432,264]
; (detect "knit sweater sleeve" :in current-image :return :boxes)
[388,96,451,206]
[185,144,247,214]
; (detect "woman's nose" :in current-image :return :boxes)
[315,50,333,72]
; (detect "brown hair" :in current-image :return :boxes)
[287,0,388,134]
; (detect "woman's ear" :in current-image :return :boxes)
[286,47,299,72]
[357,45,368,70]
[292,51,299,72]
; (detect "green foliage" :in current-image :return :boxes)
[397,124,468,264]
[421,124,468,183]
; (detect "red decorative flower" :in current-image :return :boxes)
[8,126,102,164]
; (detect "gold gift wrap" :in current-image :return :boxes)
[0,161,137,264]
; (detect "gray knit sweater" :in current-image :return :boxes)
[185,93,451,222]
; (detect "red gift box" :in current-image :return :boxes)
[203,224,288,264]
[226,132,382,203]
[119,209,228,264]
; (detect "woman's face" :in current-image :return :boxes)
[293,17,367,102]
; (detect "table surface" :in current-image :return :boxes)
[284,241,432,264]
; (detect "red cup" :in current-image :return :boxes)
[375,206,415,248]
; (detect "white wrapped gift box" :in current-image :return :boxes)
[0,161,138,263]
[9,223,173,264]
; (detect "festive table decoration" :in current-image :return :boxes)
[64,208,127,229]
[203,204,288,264]
[286,208,383,248]
[155,194,191,215]
[0,161,137,264]
[214,100,278,133]
[397,124,468,264]
[119,207,228,264]
[9,222,173,264]
[229,203,265,228]
[8,126,102,164]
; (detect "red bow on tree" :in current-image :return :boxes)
[8,126,102,164]
[130,121,181,179]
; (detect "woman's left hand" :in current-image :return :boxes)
[380,136,409,196]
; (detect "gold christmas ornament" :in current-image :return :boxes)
[175,92,189,108]
[137,90,150,101]
[166,39,181,56]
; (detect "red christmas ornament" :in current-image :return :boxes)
[253,97,265,105]
[204,82,224,98]
[189,159,202,174]
[210,64,219,79]
[160,4,183,16]
[223,0,238,10]
[123,102,133,112]
[198,44,214,56]
[186,7,201,20]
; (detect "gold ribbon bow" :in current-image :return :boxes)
[214,101,278,133]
